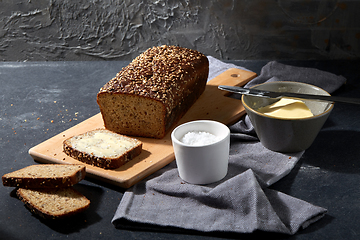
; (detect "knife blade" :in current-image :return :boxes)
[218,85,360,105]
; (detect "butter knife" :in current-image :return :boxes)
[218,85,360,105]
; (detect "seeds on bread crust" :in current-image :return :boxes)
[97,45,209,139]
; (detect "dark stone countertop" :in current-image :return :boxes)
[1,60,359,240]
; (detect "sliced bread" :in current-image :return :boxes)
[17,187,90,219]
[63,129,142,169]
[2,164,86,188]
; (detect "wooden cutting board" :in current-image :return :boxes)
[29,68,257,188]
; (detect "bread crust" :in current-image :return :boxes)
[2,164,86,189]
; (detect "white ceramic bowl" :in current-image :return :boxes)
[171,120,230,185]
[242,81,334,152]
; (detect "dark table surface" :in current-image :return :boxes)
[1,60,359,240]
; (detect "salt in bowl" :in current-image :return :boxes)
[171,120,230,185]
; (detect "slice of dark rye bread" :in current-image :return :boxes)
[2,164,90,219]
[2,164,86,188]
[17,187,90,219]
[63,129,143,169]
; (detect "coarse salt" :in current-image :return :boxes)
[180,131,220,146]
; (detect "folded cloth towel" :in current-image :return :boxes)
[112,57,346,235]
[112,163,326,235]
[244,61,346,93]
[207,56,251,80]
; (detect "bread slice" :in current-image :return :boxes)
[2,164,86,188]
[63,129,142,169]
[17,187,90,219]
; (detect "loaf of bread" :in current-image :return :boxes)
[63,129,142,169]
[17,187,90,219]
[2,164,86,188]
[97,45,209,139]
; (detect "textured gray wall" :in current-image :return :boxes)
[0,0,359,61]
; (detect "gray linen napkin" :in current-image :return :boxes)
[112,57,346,235]
[244,60,346,93]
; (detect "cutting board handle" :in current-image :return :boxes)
[207,68,256,96]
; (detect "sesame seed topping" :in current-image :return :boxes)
[99,45,207,114]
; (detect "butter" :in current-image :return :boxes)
[72,132,135,158]
[257,98,314,119]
